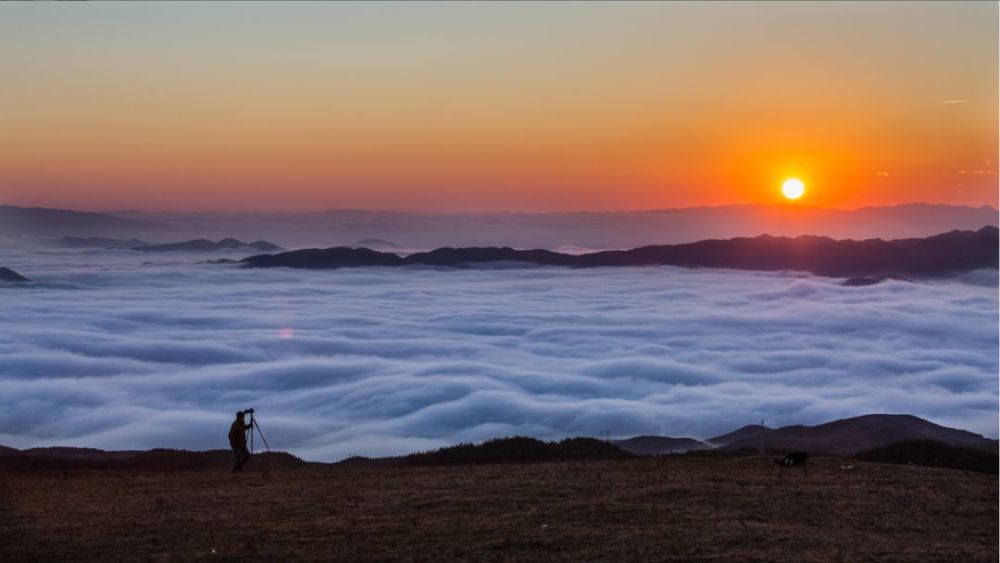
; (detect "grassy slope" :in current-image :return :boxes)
[0,456,996,562]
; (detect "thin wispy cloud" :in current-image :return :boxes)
[937,99,969,104]
[0,248,996,461]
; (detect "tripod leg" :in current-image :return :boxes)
[252,418,272,452]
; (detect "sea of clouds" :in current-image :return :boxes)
[0,247,997,461]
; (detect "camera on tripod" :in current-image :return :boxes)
[242,408,270,457]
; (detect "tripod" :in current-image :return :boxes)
[247,411,272,458]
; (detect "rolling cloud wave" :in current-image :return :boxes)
[1,248,996,461]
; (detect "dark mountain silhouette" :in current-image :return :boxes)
[201,258,240,264]
[244,247,404,268]
[333,415,997,470]
[407,246,577,267]
[334,438,635,469]
[399,436,634,467]
[354,238,400,248]
[707,424,772,446]
[720,414,999,456]
[570,227,998,276]
[333,455,404,469]
[115,203,1000,249]
[0,204,161,238]
[0,266,29,282]
[0,446,306,471]
[240,226,998,277]
[612,436,710,455]
[842,274,913,287]
[51,236,150,249]
[3,414,995,474]
[134,238,281,252]
[0,438,629,471]
[247,240,283,251]
[4,203,996,248]
[855,440,998,474]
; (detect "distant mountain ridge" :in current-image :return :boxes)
[130,203,1000,248]
[242,226,998,277]
[1,202,996,248]
[612,436,710,455]
[717,414,998,456]
[5,414,993,471]
[354,238,399,248]
[707,424,772,446]
[0,266,29,282]
[133,238,282,252]
[842,274,913,287]
[399,436,633,467]
[612,415,998,457]
[0,204,161,238]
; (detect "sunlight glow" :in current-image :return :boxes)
[781,178,806,200]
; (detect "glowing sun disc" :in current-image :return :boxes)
[782,178,805,200]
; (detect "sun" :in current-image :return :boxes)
[781,178,805,200]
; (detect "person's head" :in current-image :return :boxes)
[235,410,245,420]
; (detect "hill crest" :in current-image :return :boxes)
[241,227,998,277]
[2,414,994,470]
[721,414,998,455]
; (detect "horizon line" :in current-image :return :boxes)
[5,201,997,217]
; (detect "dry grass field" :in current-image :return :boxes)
[0,456,996,562]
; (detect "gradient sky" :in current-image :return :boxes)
[1,1,996,213]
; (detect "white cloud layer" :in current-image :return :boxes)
[1,248,997,461]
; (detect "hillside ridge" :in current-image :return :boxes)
[5,414,994,471]
[241,226,999,277]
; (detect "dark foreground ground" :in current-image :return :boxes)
[0,456,996,562]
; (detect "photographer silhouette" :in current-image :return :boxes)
[228,410,252,472]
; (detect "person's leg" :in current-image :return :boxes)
[231,446,242,472]
[239,444,250,470]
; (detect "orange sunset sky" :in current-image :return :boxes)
[1,1,996,213]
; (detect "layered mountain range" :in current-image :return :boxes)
[611,414,998,456]
[242,226,998,277]
[42,236,282,251]
[3,414,994,471]
[130,238,282,252]
[2,203,997,248]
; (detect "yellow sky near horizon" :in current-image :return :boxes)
[0,1,996,212]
